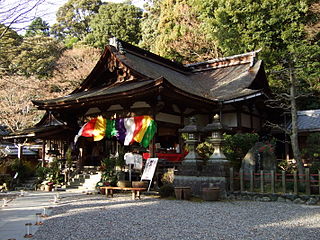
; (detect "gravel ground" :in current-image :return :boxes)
[33,193,320,240]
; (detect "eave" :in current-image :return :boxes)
[3,125,75,140]
[33,78,218,111]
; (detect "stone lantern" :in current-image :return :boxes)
[178,116,202,165]
[202,114,228,164]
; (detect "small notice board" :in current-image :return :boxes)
[141,158,158,191]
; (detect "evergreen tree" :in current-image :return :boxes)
[25,17,50,37]
[199,0,320,175]
[0,24,22,75]
[140,0,220,63]
[51,0,102,43]
[139,0,161,52]
[11,36,64,78]
[84,2,142,49]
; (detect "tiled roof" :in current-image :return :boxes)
[0,144,38,156]
[34,80,154,106]
[287,110,320,132]
[33,39,269,108]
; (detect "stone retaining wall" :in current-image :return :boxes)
[227,191,320,205]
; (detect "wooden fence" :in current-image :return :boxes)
[229,168,320,195]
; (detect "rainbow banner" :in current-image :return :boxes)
[74,116,157,148]
[74,116,106,143]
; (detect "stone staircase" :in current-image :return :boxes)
[67,166,101,193]
[15,177,38,191]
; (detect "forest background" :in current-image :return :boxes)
[0,0,319,132]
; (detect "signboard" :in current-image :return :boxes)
[141,158,158,181]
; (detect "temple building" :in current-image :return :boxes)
[5,38,274,192]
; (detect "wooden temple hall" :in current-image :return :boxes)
[7,38,272,180]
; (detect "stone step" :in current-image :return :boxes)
[67,172,101,191]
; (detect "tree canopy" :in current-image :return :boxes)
[84,2,143,48]
[25,17,50,37]
[11,35,64,78]
[51,0,103,41]
[0,24,22,75]
[200,0,319,84]
[140,0,220,63]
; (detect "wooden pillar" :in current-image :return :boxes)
[236,106,242,130]
[318,170,320,195]
[293,170,298,195]
[282,171,286,193]
[150,104,157,158]
[42,141,46,167]
[240,169,244,192]
[249,104,254,129]
[260,170,264,193]
[250,170,254,192]
[179,114,185,154]
[271,170,275,194]
[305,168,310,196]
[230,168,234,192]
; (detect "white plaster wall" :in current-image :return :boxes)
[221,113,237,127]
[252,116,260,129]
[241,113,251,128]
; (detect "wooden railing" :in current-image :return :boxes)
[229,168,320,195]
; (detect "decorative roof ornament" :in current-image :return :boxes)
[109,37,125,54]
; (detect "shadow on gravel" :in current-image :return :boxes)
[33,196,320,240]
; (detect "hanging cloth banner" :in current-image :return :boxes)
[74,115,157,148]
[74,116,106,143]
[124,117,135,145]
[105,119,117,139]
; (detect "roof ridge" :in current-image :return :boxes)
[109,37,189,74]
[185,49,262,72]
[297,109,320,116]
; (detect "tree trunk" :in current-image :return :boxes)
[289,62,304,178]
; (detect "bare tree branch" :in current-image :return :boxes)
[0,0,46,39]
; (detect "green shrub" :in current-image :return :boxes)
[302,133,320,173]
[159,184,174,198]
[0,174,12,186]
[35,166,51,180]
[223,133,259,170]
[65,147,73,169]
[9,159,35,180]
[278,159,296,173]
[101,157,118,186]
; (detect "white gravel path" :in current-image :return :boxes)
[33,194,320,240]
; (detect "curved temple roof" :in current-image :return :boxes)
[33,38,270,110]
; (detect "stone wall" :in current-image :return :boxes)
[227,191,320,205]
[174,175,227,197]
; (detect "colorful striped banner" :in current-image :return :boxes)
[74,116,157,148]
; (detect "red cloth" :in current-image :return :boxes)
[142,153,186,162]
[81,118,97,137]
